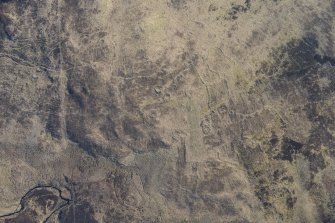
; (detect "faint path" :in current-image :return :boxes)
[57,0,68,151]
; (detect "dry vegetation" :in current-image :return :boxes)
[0,0,335,222]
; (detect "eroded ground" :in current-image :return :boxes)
[1,0,335,222]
